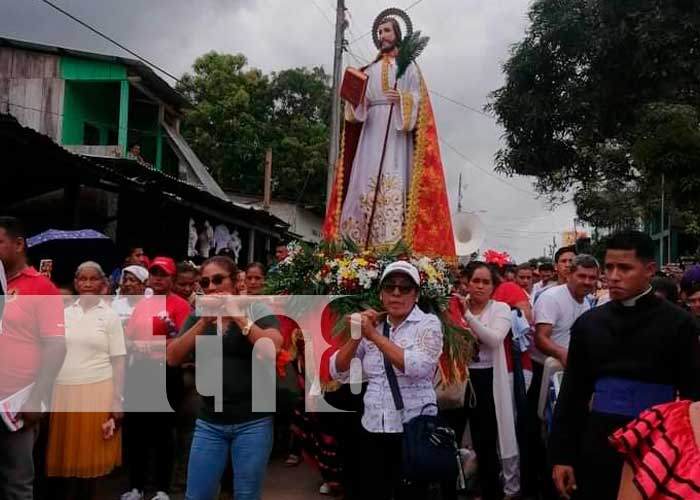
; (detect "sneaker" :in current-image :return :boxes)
[150,492,170,500]
[319,483,331,495]
[120,490,144,500]
[284,453,301,467]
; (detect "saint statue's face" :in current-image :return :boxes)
[378,21,398,53]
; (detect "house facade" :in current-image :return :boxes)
[1,37,289,272]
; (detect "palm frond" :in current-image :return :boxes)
[396,30,430,80]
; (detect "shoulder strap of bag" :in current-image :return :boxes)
[382,321,404,411]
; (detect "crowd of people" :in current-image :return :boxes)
[1,213,700,500]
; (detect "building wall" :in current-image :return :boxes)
[61,81,120,145]
[268,203,322,243]
[0,47,64,140]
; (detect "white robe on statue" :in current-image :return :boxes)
[340,56,420,248]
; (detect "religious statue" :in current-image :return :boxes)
[323,8,456,258]
[198,220,214,258]
[229,230,242,262]
[188,218,198,258]
[213,224,232,255]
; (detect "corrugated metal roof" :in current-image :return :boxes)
[0,36,188,109]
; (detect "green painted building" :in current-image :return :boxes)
[0,37,226,199]
[1,37,290,266]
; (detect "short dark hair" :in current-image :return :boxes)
[176,262,198,276]
[504,264,517,276]
[651,276,679,303]
[570,254,600,272]
[245,262,267,276]
[466,261,501,288]
[683,281,700,299]
[554,245,577,263]
[605,231,655,262]
[126,245,144,256]
[0,216,26,239]
[516,263,532,274]
[202,256,238,277]
[538,262,555,272]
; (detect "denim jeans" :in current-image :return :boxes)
[185,417,273,500]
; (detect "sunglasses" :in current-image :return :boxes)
[380,282,416,295]
[199,274,230,289]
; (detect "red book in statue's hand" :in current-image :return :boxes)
[341,67,368,108]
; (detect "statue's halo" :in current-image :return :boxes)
[372,8,413,50]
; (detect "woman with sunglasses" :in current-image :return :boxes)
[445,262,520,500]
[166,256,283,500]
[331,261,443,499]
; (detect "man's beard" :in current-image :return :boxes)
[380,40,397,53]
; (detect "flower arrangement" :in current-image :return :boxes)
[265,239,474,383]
[483,249,512,267]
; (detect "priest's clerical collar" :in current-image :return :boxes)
[620,286,653,307]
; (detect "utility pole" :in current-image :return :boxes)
[327,0,347,205]
[660,174,665,266]
[548,236,557,260]
[263,148,272,210]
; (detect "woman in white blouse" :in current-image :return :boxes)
[447,262,520,500]
[45,261,127,498]
[332,261,443,500]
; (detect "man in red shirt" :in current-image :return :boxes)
[122,256,190,500]
[0,217,65,500]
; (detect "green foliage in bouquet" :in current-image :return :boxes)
[264,239,474,377]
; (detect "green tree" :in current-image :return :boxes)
[177,53,331,212]
[177,52,272,192]
[488,0,700,231]
[267,67,331,212]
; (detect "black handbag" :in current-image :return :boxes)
[381,321,459,483]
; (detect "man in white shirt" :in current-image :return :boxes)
[532,254,599,368]
[532,246,577,304]
[531,262,555,298]
[523,254,599,497]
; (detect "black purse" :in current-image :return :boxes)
[381,321,459,483]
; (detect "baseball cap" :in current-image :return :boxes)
[149,256,176,276]
[122,265,149,284]
[380,261,421,287]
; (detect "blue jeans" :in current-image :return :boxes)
[185,417,273,500]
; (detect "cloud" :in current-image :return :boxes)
[1,0,577,260]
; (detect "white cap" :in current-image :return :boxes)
[380,261,421,287]
[122,265,149,284]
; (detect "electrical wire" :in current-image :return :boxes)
[308,0,335,26]
[439,138,538,196]
[430,89,490,118]
[37,0,182,83]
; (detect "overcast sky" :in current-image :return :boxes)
[2,0,580,261]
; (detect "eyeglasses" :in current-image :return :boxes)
[199,274,230,289]
[380,283,416,295]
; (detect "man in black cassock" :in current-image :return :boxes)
[549,231,700,499]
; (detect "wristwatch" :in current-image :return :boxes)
[241,318,254,336]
